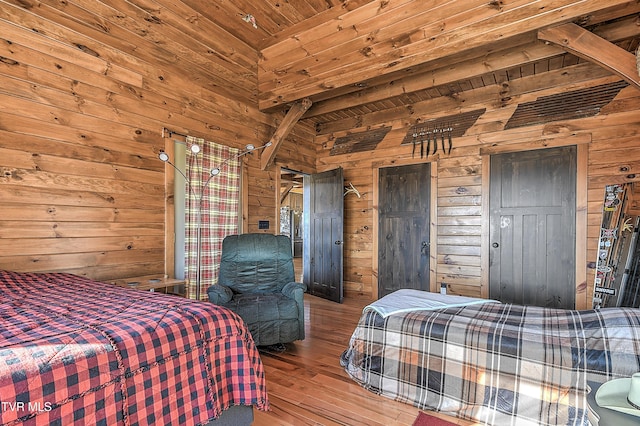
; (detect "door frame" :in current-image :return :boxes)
[479,135,589,309]
[372,159,438,300]
[276,167,307,278]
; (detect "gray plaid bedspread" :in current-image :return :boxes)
[340,302,640,425]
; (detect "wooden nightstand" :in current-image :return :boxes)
[110,275,186,296]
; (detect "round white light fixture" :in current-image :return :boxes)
[158,152,169,162]
[190,144,201,154]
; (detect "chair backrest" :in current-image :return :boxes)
[218,233,295,294]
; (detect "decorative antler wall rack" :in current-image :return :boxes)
[401,108,485,159]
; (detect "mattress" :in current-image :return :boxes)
[341,291,640,425]
[0,270,269,425]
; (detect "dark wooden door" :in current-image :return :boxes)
[378,163,431,298]
[303,168,344,303]
[489,146,576,309]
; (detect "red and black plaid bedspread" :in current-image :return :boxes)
[341,299,640,425]
[0,270,269,425]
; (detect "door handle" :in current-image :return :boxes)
[492,242,499,248]
[334,240,343,245]
[421,241,429,256]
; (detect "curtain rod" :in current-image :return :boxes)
[162,127,189,139]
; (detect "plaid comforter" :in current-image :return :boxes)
[0,270,269,426]
[341,299,640,425]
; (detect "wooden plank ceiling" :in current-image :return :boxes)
[18,0,637,136]
[173,0,640,135]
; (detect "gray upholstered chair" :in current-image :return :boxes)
[207,233,306,347]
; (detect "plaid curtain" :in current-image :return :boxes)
[184,136,241,300]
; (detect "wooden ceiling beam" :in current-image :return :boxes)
[260,98,312,170]
[315,62,613,135]
[280,182,295,204]
[259,0,631,110]
[307,14,640,119]
[538,23,640,91]
[307,41,564,119]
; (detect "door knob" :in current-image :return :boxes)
[492,242,499,248]
[334,240,343,245]
[421,241,429,256]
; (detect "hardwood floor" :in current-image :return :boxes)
[253,294,477,426]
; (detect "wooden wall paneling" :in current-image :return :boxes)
[0,203,163,223]
[141,0,258,71]
[480,157,490,299]
[0,248,163,274]
[0,146,161,186]
[273,166,282,235]
[0,155,163,199]
[0,129,159,172]
[245,162,277,233]
[0,1,285,280]
[0,13,141,86]
[0,63,265,148]
[0,7,272,145]
[0,235,163,257]
[163,136,176,279]
[371,166,379,300]
[430,163,438,294]
[0,1,285,282]
[576,144,589,309]
[0,0,258,101]
[0,221,163,239]
[317,67,640,302]
[343,165,374,297]
[241,160,250,233]
[436,156,483,297]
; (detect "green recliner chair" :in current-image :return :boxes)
[207,233,307,347]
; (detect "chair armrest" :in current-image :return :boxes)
[282,281,307,341]
[282,281,307,299]
[207,284,233,304]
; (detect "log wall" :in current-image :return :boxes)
[316,64,640,309]
[0,1,314,281]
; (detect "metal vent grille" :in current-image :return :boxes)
[330,126,392,155]
[505,81,629,129]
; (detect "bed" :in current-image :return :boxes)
[0,270,269,426]
[340,289,640,426]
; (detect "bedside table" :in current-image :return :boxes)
[110,275,186,296]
